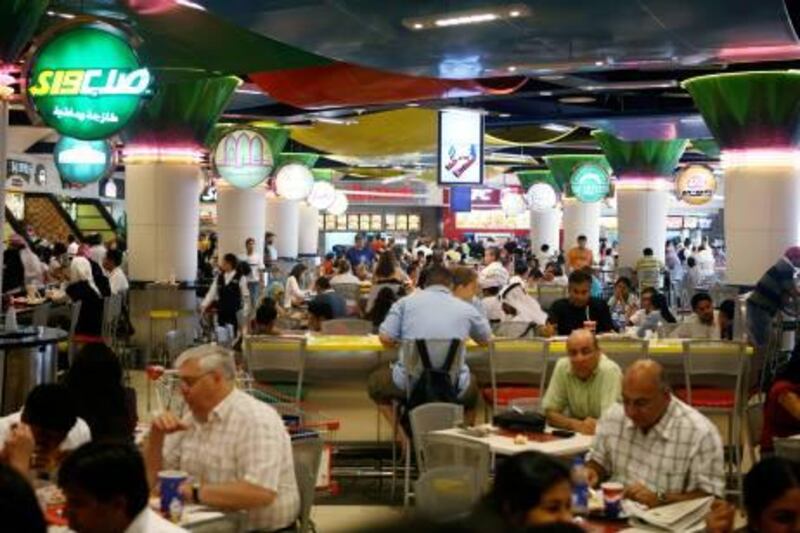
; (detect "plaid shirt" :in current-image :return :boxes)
[163,389,299,531]
[588,397,725,497]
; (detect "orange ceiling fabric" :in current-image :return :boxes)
[250,61,526,109]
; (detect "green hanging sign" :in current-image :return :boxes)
[569,162,611,203]
[27,23,151,140]
[54,136,115,184]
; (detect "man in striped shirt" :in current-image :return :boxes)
[746,247,800,349]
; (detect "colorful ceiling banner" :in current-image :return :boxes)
[250,61,525,109]
[682,72,800,150]
[690,139,721,158]
[515,169,559,191]
[592,131,687,177]
[0,0,48,63]
[275,152,319,169]
[543,154,612,190]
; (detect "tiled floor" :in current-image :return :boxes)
[311,506,402,532]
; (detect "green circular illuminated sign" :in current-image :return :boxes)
[212,128,274,188]
[28,25,151,140]
[54,136,114,184]
[570,163,610,203]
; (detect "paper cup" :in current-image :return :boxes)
[157,470,187,515]
[601,481,624,518]
[583,320,597,332]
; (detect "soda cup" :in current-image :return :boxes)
[601,481,624,518]
[583,320,597,333]
[158,470,187,517]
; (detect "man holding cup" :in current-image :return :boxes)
[544,270,615,336]
[144,344,299,532]
[586,360,725,507]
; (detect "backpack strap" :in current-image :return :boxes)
[441,339,460,372]
[415,339,433,369]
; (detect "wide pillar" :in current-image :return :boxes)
[298,203,320,257]
[273,198,300,260]
[684,72,800,285]
[544,155,611,256]
[126,164,201,282]
[529,208,561,253]
[217,182,266,260]
[593,132,687,268]
[562,199,600,256]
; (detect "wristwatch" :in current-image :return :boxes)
[192,482,202,504]
[656,491,667,505]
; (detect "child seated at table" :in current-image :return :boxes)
[252,298,281,336]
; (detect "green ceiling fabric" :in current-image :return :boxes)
[682,72,800,150]
[691,139,721,158]
[543,155,611,190]
[276,152,320,169]
[516,170,558,191]
[312,168,336,182]
[122,75,240,146]
[592,131,687,177]
[0,0,48,63]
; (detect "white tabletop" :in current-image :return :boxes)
[433,426,593,457]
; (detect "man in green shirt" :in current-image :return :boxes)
[542,329,622,435]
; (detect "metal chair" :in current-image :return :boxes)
[164,330,189,364]
[405,403,464,507]
[536,285,567,312]
[597,338,649,371]
[745,398,764,465]
[773,437,800,462]
[320,318,373,335]
[32,302,51,328]
[292,436,324,533]
[243,335,307,405]
[331,283,362,316]
[679,340,749,495]
[102,294,123,347]
[414,465,484,521]
[485,337,549,416]
[67,301,83,364]
[422,433,491,493]
[214,325,235,348]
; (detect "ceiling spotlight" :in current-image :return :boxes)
[594,60,604,67]
[558,95,596,104]
[403,4,530,31]
[406,102,420,107]
[507,66,517,72]
[539,91,553,97]
[541,123,572,133]
[498,113,511,118]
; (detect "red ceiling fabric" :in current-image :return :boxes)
[250,61,526,109]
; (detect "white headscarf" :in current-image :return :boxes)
[70,256,101,296]
[499,282,548,325]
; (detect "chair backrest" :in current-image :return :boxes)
[773,438,800,462]
[214,325,234,348]
[102,294,123,342]
[536,285,566,311]
[332,283,361,302]
[292,436,324,533]
[32,302,51,328]
[69,300,82,338]
[745,400,764,461]
[682,340,748,406]
[243,335,307,404]
[488,337,549,412]
[409,403,464,474]
[597,338,649,371]
[400,339,465,397]
[320,318,373,336]
[421,433,491,493]
[164,330,188,364]
[414,466,482,522]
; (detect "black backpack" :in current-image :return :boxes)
[406,339,461,411]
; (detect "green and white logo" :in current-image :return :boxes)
[570,163,610,203]
[28,25,150,140]
[54,136,114,184]
[213,128,273,189]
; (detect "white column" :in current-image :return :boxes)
[298,203,319,256]
[0,99,8,295]
[723,163,800,284]
[562,198,600,256]
[216,182,266,261]
[265,193,280,236]
[273,198,300,260]
[529,207,561,253]
[126,164,201,282]
[616,188,669,268]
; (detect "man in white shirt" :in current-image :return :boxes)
[201,253,250,329]
[670,292,721,339]
[103,249,129,296]
[330,259,361,286]
[88,233,107,266]
[0,384,91,479]
[587,360,725,507]
[479,246,509,289]
[242,237,265,307]
[59,441,188,533]
[145,344,299,532]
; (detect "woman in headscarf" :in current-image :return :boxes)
[497,282,548,336]
[66,257,104,337]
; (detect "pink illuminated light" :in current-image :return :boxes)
[342,190,427,200]
[718,44,800,61]
[615,176,672,191]
[720,149,800,169]
[123,145,205,165]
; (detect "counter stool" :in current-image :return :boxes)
[148,309,180,367]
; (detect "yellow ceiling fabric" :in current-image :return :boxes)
[485,126,578,147]
[290,108,438,157]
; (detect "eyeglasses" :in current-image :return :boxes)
[178,371,213,389]
[623,397,654,410]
